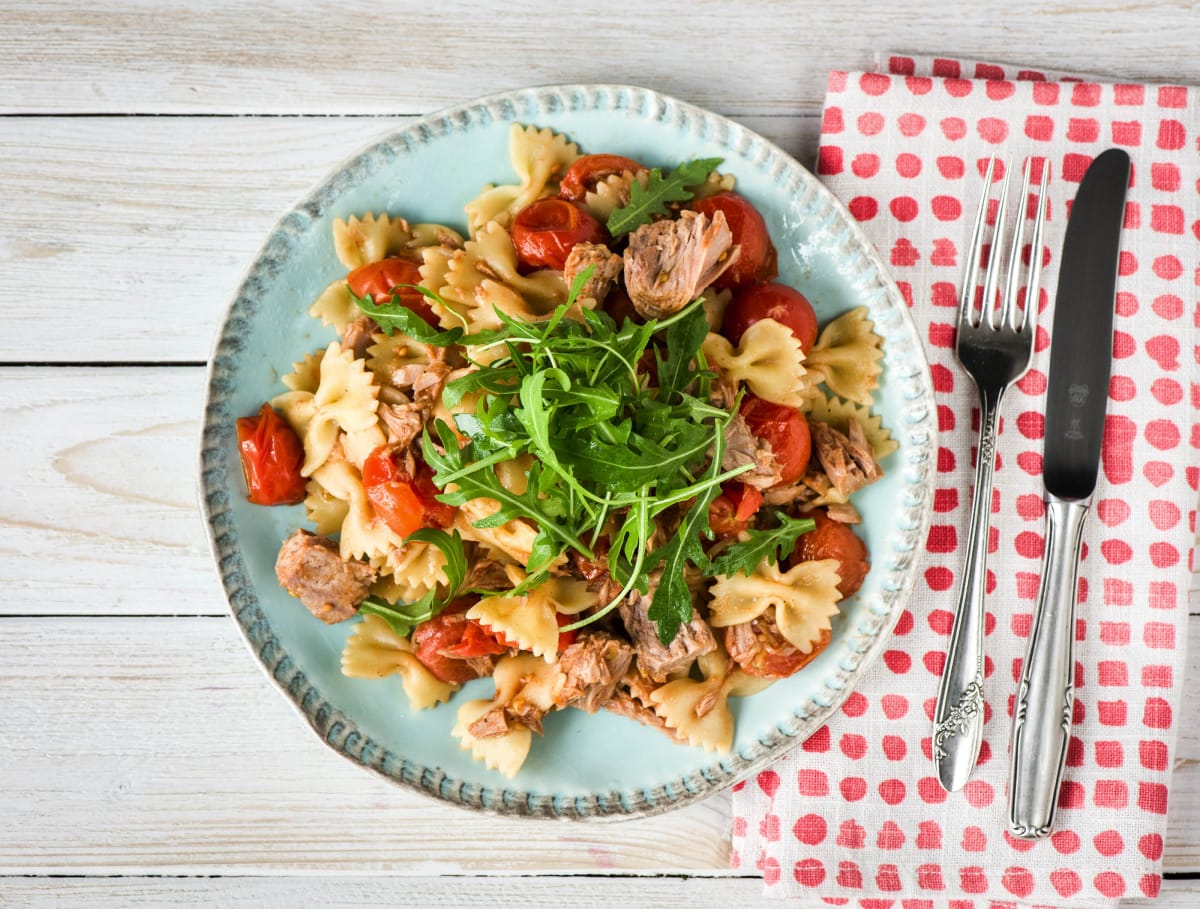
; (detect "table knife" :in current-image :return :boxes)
[1008,148,1131,839]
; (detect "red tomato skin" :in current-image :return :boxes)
[236,403,307,506]
[708,483,765,537]
[740,397,812,487]
[690,191,777,288]
[554,612,578,652]
[558,154,645,202]
[362,446,456,538]
[411,605,503,683]
[722,282,819,354]
[510,199,608,272]
[727,624,832,678]
[792,508,870,598]
[346,257,439,327]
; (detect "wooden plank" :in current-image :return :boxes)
[0,615,1197,875]
[1,1,1198,115]
[0,617,732,874]
[0,115,818,363]
[0,368,223,616]
[1,875,1198,907]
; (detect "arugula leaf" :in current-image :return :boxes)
[350,285,465,344]
[358,595,437,638]
[708,512,817,579]
[655,299,713,403]
[356,528,470,638]
[606,157,723,237]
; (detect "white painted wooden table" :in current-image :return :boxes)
[3,3,1199,905]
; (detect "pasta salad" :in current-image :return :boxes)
[234,124,893,778]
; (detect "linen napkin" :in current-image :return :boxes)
[731,54,1200,907]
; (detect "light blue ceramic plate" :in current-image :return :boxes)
[199,84,936,819]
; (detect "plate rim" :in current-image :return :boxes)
[197,82,937,821]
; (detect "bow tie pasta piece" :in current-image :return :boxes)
[578,169,648,222]
[689,169,737,202]
[333,212,464,270]
[452,699,533,779]
[303,476,350,536]
[311,460,403,563]
[708,560,843,654]
[806,392,899,460]
[341,614,456,709]
[452,496,542,567]
[282,349,325,394]
[468,576,597,662]
[804,307,884,406]
[380,540,450,604]
[464,124,581,236]
[272,342,380,477]
[702,319,811,408]
[647,646,757,754]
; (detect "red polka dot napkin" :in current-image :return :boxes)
[731,54,1199,907]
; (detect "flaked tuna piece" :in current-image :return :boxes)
[618,574,716,681]
[722,411,783,490]
[604,690,687,743]
[812,417,882,498]
[554,632,635,713]
[623,210,739,319]
[467,706,511,739]
[275,529,375,624]
[564,242,623,304]
[378,402,424,450]
[341,316,379,360]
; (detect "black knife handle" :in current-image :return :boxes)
[1008,494,1089,838]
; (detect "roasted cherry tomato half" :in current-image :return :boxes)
[708,483,765,537]
[690,190,777,288]
[740,396,812,487]
[792,508,870,598]
[236,403,307,506]
[722,281,819,355]
[725,617,832,679]
[558,153,646,202]
[554,612,578,653]
[362,445,456,538]
[412,601,508,683]
[510,198,608,272]
[346,257,439,327]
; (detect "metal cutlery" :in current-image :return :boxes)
[1008,148,1131,838]
[934,157,1049,792]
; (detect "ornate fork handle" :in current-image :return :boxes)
[933,387,1002,791]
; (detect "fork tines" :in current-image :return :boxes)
[960,157,1050,335]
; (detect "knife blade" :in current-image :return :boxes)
[1008,148,1131,839]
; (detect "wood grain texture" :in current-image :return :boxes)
[0,115,817,363]
[2,0,1199,115]
[0,614,1197,875]
[2,875,1199,908]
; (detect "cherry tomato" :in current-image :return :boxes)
[792,508,870,598]
[346,257,439,327]
[740,396,812,487]
[362,446,456,538]
[558,153,646,202]
[555,612,578,653]
[412,601,507,683]
[236,403,307,506]
[690,191,777,288]
[725,616,831,678]
[511,199,608,272]
[722,281,819,355]
[708,483,765,537]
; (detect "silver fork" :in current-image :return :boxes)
[933,157,1049,792]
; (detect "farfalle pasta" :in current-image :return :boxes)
[235,124,893,779]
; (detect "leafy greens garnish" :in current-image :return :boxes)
[415,282,749,643]
[357,528,468,637]
[708,512,817,579]
[606,158,724,237]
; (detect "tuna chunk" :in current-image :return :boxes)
[341,316,379,360]
[618,577,716,681]
[722,411,783,490]
[564,242,623,304]
[812,418,882,497]
[275,530,375,623]
[623,210,739,319]
[554,632,635,713]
